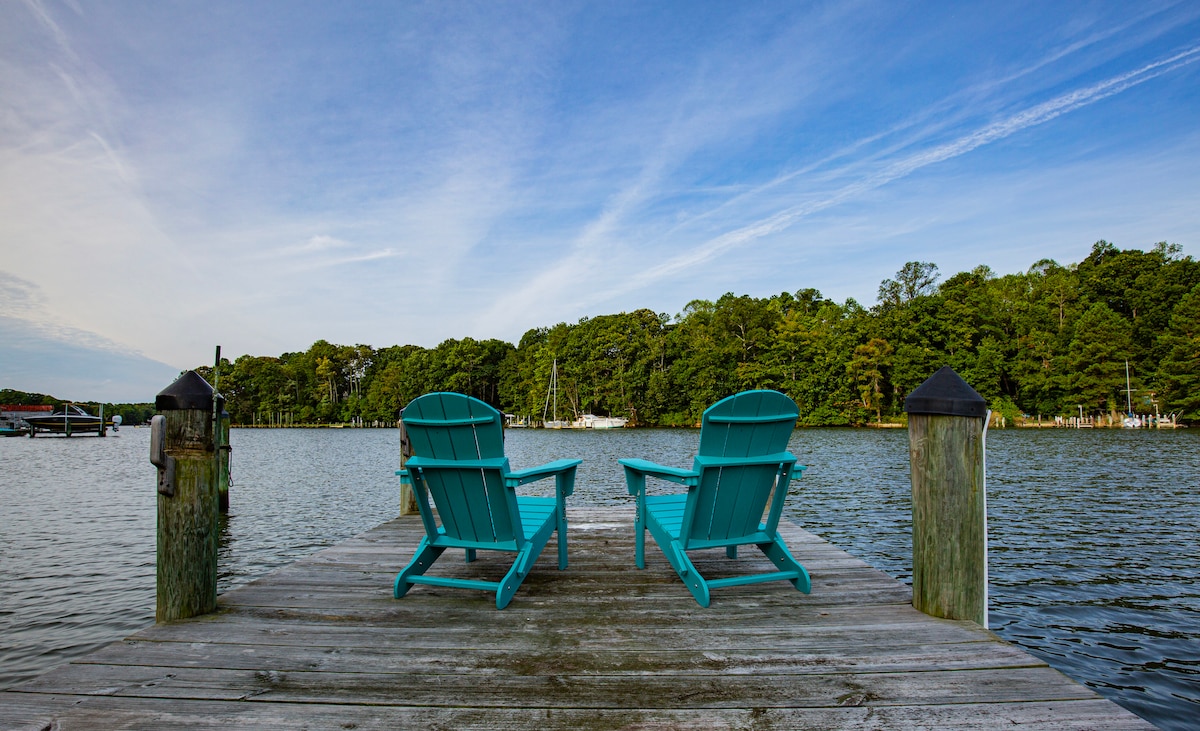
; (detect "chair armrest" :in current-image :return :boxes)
[618,458,698,495]
[406,456,510,471]
[790,464,807,481]
[506,459,582,498]
[506,458,580,482]
[396,468,412,486]
[694,452,797,470]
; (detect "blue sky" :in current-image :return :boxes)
[2,1,1199,402]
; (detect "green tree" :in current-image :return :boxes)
[847,338,894,422]
[1157,284,1200,419]
[877,261,940,308]
[185,242,1200,426]
[1065,303,1135,413]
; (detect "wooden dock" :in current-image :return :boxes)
[2,507,1153,730]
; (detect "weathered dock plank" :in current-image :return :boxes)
[1,507,1154,730]
[0,694,1156,731]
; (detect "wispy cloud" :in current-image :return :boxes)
[0,270,157,356]
[618,44,1200,295]
[2,1,1198,397]
[290,248,400,271]
[0,271,45,316]
[18,0,75,61]
[258,234,352,258]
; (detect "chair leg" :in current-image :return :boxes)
[497,545,537,609]
[464,549,477,563]
[726,545,738,559]
[395,538,446,598]
[758,537,811,594]
[557,503,569,570]
[635,499,646,569]
[665,541,711,608]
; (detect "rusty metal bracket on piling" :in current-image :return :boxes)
[150,415,176,496]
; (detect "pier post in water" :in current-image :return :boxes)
[152,371,219,622]
[905,366,989,628]
[217,409,231,513]
[397,410,419,516]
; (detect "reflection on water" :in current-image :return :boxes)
[1,426,1197,729]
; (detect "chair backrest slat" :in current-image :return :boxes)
[403,393,517,544]
[687,391,798,545]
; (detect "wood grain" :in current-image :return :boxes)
[3,507,1153,730]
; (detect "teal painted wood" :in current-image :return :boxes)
[394,392,580,609]
[619,390,811,607]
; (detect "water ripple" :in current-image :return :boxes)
[2,426,1197,729]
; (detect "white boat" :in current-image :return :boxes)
[590,416,628,429]
[541,359,629,429]
[573,414,628,429]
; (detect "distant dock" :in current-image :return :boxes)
[1,508,1153,729]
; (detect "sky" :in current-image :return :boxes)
[2,1,1199,402]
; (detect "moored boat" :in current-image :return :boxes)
[572,414,629,429]
[0,405,50,436]
[1,417,29,437]
[24,404,105,436]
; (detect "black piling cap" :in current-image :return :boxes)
[904,366,987,418]
[156,370,215,411]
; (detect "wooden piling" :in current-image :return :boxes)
[153,371,219,623]
[218,410,231,514]
[905,366,988,628]
[397,412,418,516]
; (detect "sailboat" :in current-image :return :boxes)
[1121,361,1142,428]
[542,359,570,429]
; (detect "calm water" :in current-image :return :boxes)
[1,426,1197,729]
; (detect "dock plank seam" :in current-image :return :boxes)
[0,508,1155,730]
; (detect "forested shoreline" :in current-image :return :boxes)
[7,242,1200,427]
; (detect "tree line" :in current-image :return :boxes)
[176,241,1199,427]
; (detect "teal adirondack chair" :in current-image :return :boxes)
[394,392,581,609]
[619,390,811,607]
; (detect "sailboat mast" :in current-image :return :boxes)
[1125,360,1132,414]
[542,358,559,424]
